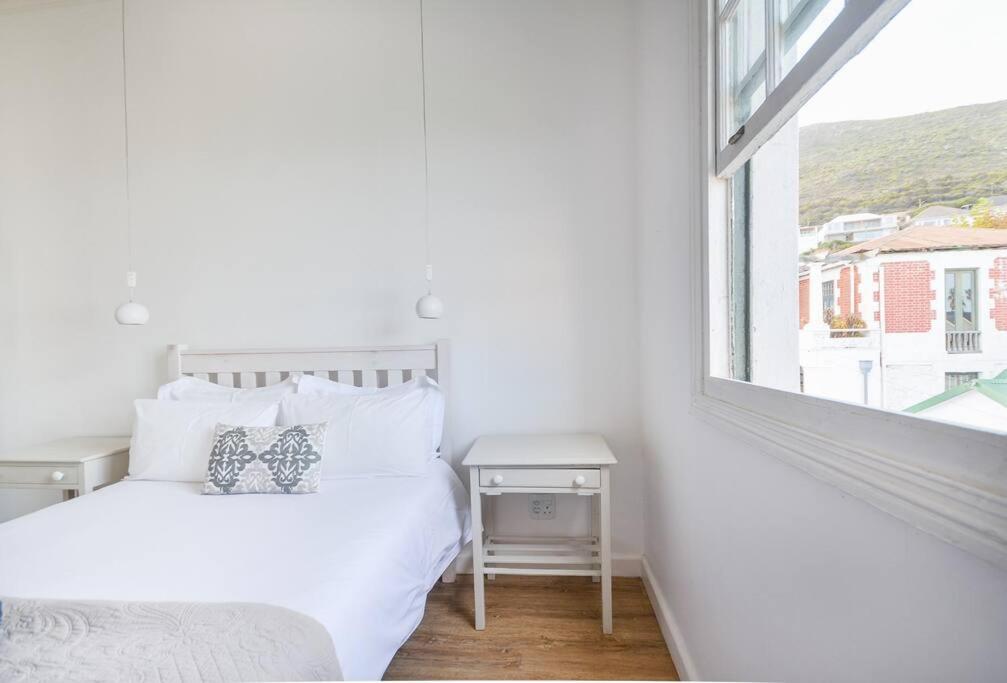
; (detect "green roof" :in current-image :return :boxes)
[904,370,1007,413]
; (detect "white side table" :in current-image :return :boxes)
[462,433,618,633]
[0,437,130,502]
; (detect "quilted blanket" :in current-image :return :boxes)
[0,597,343,682]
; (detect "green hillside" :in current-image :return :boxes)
[799,99,1007,225]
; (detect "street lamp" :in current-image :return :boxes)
[859,359,874,405]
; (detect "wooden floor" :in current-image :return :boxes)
[385,575,679,680]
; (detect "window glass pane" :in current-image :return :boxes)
[779,0,845,78]
[725,0,767,132]
[961,270,974,327]
[717,0,1007,434]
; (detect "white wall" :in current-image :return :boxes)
[6,1,1006,679]
[800,348,882,407]
[0,0,643,560]
[636,1,1007,681]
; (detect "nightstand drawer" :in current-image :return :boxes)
[480,467,599,489]
[0,464,79,486]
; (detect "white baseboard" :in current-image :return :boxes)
[641,555,699,681]
[450,545,642,577]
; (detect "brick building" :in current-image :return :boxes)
[798,226,1007,415]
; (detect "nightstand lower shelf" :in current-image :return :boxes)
[483,536,602,577]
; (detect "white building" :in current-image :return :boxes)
[820,212,902,243]
[911,204,970,227]
[798,224,824,252]
[799,226,1007,418]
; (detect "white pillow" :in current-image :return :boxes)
[294,375,444,451]
[279,377,444,478]
[157,375,297,402]
[295,374,373,396]
[129,399,280,482]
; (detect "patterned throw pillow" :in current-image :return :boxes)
[203,423,326,495]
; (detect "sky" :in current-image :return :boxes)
[798,0,1007,126]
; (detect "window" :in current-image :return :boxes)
[715,0,905,175]
[779,0,844,77]
[720,0,844,140]
[716,1,1006,422]
[724,0,767,133]
[945,269,977,332]
[945,269,980,353]
[945,372,978,390]
[701,0,1007,568]
[821,280,834,319]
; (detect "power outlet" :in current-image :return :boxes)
[529,494,556,520]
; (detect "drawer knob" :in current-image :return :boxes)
[573,475,586,487]
[491,474,504,485]
[51,471,65,482]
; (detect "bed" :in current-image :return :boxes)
[0,342,471,681]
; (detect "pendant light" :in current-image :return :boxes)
[114,0,149,326]
[414,0,443,320]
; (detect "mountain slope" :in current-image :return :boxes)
[799,99,1007,225]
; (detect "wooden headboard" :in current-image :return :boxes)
[166,340,452,459]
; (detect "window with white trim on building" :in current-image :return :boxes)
[711,0,1007,425]
[945,269,977,331]
[821,279,834,319]
[700,0,1007,567]
[945,371,978,390]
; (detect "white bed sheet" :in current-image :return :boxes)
[0,458,471,681]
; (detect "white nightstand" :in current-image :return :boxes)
[0,437,130,502]
[462,433,618,633]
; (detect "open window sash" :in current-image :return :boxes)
[716,0,911,178]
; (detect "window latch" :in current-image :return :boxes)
[728,125,745,145]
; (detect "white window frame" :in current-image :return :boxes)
[694,0,1007,568]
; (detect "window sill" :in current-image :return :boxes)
[692,378,1007,569]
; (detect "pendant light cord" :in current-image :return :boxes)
[419,0,432,293]
[121,0,134,283]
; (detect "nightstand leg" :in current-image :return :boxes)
[591,493,600,583]
[600,468,613,634]
[470,468,486,630]
[486,494,495,580]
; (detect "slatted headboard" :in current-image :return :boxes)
[166,340,452,459]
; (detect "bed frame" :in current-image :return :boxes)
[165,340,458,582]
[166,340,452,466]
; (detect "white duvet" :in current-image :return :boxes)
[0,459,471,681]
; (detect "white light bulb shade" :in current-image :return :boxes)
[115,300,149,325]
[415,293,443,319]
